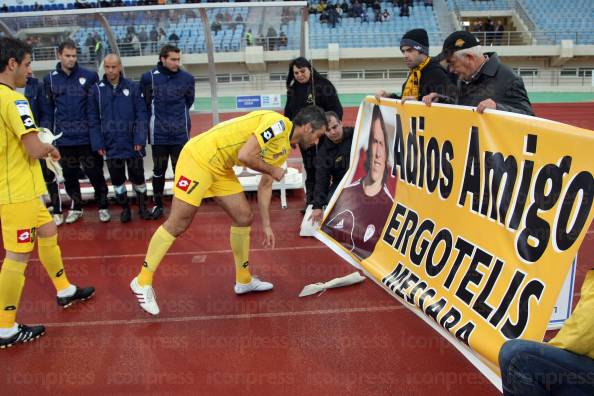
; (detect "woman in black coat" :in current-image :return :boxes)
[284,57,343,212]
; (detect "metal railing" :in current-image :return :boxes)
[32,46,59,61]
[332,67,593,88]
[308,30,594,47]
[469,31,531,46]
[518,69,593,87]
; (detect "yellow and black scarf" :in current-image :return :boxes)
[402,56,431,99]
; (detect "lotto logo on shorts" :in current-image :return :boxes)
[176,175,192,192]
[17,229,32,243]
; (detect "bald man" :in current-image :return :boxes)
[88,54,150,222]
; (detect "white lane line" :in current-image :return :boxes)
[43,305,405,328]
[31,244,327,262]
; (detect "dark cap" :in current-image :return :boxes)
[436,30,481,61]
[400,28,429,55]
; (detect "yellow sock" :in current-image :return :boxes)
[138,225,176,286]
[230,226,252,284]
[0,259,27,328]
[38,235,71,292]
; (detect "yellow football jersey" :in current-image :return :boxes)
[549,270,594,359]
[0,84,46,204]
[187,110,293,171]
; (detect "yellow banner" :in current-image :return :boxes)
[316,97,594,382]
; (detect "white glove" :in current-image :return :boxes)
[37,128,63,178]
[299,272,366,297]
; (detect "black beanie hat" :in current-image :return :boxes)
[400,29,429,55]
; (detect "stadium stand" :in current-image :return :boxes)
[306,1,441,49]
[521,0,594,44]
[446,0,510,11]
[69,8,248,55]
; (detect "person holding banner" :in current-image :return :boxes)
[422,31,534,116]
[130,106,328,315]
[284,57,343,214]
[499,268,594,395]
[376,28,455,102]
[321,105,394,260]
[309,111,354,224]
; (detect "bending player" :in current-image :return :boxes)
[0,38,95,348]
[131,106,327,315]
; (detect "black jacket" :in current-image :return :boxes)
[391,57,456,100]
[440,52,534,116]
[284,76,343,120]
[313,127,354,209]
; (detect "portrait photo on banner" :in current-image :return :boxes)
[321,103,397,260]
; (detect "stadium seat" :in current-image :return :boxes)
[522,0,593,44]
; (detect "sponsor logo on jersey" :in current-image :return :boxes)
[15,100,32,118]
[260,120,286,143]
[17,229,32,243]
[21,115,35,128]
[260,128,274,143]
[272,148,288,160]
[271,120,285,135]
[176,175,192,192]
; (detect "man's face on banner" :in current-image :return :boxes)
[368,118,386,183]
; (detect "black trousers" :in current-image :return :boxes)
[300,144,317,205]
[106,157,146,187]
[151,144,184,205]
[40,159,62,214]
[58,145,108,210]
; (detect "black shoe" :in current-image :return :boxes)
[0,324,45,349]
[57,286,95,308]
[136,191,151,220]
[150,205,163,220]
[120,207,132,223]
[140,208,152,220]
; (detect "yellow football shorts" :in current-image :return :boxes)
[173,148,243,207]
[0,197,53,253]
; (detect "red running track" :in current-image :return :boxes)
[2,192,592,395]
[2,192,506,395]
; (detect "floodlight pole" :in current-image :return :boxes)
[199,8,220,125]
[300,6,308,57]
[0,20,14,38]
[96,12,122,71]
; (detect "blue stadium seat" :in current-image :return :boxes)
[522,0,593,44]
